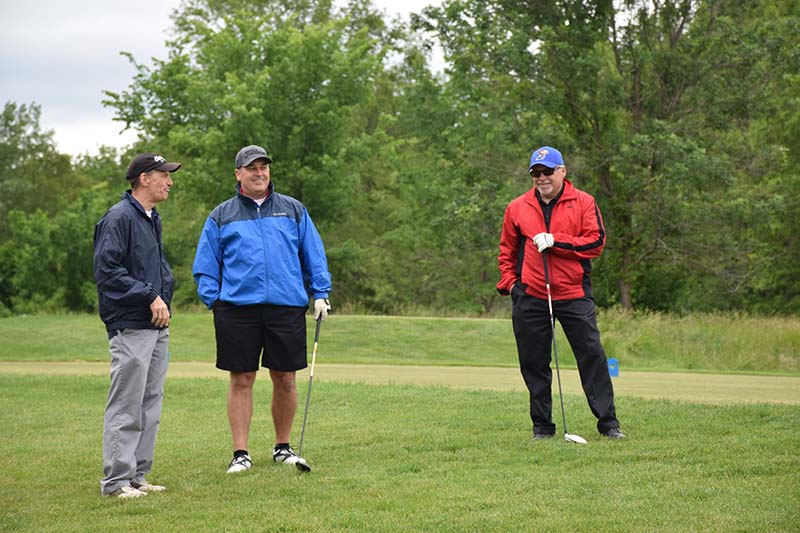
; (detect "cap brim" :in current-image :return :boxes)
[529,162,559,171]
[239,155,273,168]
[155,162,181,173]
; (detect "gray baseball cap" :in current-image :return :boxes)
[235,145,273,168]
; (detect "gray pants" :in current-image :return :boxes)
[100,328,169,495]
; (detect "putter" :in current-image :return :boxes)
[296,316,323,472]
[543,251,588,445]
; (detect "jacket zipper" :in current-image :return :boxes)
[257,205,269,298]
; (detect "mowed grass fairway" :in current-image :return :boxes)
[1,313,799,531]
[1,377,798,531]
[1,311,798,373]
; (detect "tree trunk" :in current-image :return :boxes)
[619,278,633,310]
[619,246,633,310]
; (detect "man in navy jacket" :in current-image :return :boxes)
[193,145,331,473]
[94,152,180,498]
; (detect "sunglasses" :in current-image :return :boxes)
[530,167,557,178]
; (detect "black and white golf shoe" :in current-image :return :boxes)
[273,446,311,471]
[226,453,252,473]
[273,446,301,464]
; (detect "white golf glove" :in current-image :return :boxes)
[533,232,554,252]
[314,298,331,320]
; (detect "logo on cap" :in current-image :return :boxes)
[126,152,181,180]
[534,150,549,161]
[235,145,272,168]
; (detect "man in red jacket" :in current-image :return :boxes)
[497,146,624,440]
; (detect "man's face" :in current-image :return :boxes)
[145,170,173,204]
[530,165,565,201]
[235,158,271,199]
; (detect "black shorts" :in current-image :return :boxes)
[213,302,308,373]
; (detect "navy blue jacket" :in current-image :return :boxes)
[193,182,331,308]
[94,191,173,333]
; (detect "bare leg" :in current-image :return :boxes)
[269,369,297,444]
[228,371,257,451]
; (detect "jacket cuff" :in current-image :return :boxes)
[496,278,514,296]
[146,288,159,305]
[495,276,517,296]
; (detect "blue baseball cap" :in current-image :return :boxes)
[528,146,564,171]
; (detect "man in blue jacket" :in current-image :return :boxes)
[193,145,332,473]
[94,152,181,498]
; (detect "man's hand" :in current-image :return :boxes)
[314,298,331,321]
[533,232,554,253]
[150,296,170,328]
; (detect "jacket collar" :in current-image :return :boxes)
[524,178,576,206]
[123,190,158,218]
[236,181,274,207]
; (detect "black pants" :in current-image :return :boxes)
[511,286,619,435]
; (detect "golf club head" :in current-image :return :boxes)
[565,433,588,445]
[295,458,311,473]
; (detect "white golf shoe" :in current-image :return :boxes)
[273,446,302,465]
[107,485,147,499]
[131,480,166,492]
[226,453,252,473]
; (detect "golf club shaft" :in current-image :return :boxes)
[298,317,322,456]
[543,252,569,436]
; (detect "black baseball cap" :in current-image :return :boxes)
[126,153,182,180]
[235,145,272,168]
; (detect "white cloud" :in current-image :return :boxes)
[50,118,140,156]
[1,0,180,154]
[0,0,442,157]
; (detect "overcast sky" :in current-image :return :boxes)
[0,0,442,157]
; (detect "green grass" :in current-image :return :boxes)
[1,311,798,374]
[1,313,798,530]
[1,375,798,531]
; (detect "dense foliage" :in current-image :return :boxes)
[1,0,798,316]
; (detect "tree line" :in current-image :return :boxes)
[1,0,798,317]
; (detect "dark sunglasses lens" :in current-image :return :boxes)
[531,167,555,177]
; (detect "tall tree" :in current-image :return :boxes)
[103,0,421,311]
[104,0,391,211]
[419,0,799,311]
[0,102,73,230]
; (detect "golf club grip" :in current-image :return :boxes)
[313,315,322,343]
[309,317,322,377]
[543,252,555,319]
[542,250,550,286]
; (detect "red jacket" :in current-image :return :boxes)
[497,179,606,301]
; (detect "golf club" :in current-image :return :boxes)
[295,316,323,472]
[543,251,588,445]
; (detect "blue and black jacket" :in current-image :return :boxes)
[192,182,331,309]
[93,191,173,334]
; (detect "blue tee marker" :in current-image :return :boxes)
[607,357,619,377]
